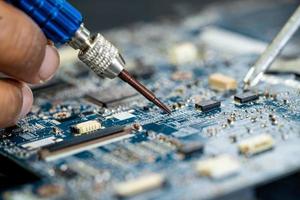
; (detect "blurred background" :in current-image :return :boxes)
[69,0,220,30]
[68,0,300,43]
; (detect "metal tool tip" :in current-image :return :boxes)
[118,69,172,114]
[153,98,172,114]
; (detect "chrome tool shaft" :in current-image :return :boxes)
[70,25,171,113]
[243,5,300,90]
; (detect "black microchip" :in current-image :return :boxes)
[31,79,73,96]
[84,86,138,108]
[195,100,221,112]
[234,92,259,103]
[81,111,95,116]
[178,142,204,158]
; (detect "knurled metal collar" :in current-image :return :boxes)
[78,34,118,77]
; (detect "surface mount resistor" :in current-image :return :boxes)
[196,154,240,179]
[208,73,237,91]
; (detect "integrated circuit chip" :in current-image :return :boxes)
[195,100,221,112]
[195,154,240,179]
[208,73,237,91]
[31,78,74,96]
[234,92,259,103]
[85,86,138,107]
[114,173,165,197]
[238,134,274,156]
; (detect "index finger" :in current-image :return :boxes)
[0,1,59,84]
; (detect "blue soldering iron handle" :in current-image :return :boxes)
[6,0,83,45]
[6,0,125,80]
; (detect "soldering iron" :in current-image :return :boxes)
[7,0,171,114]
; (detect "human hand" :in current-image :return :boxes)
[0,1,59,128]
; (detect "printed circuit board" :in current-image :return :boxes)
[1,1,300,200]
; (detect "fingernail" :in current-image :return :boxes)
[19,85,33,119]
[38,45,60,81]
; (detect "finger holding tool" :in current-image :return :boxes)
[7,0,171,114]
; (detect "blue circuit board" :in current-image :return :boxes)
[1,1,300,200]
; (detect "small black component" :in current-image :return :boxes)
[178,142,204,158]
[85,86,138,108]
[81,111,95,116]
[234,92,259,103]
[195,100,221,112]
[142,106,150,111]
[31,79,73,96]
